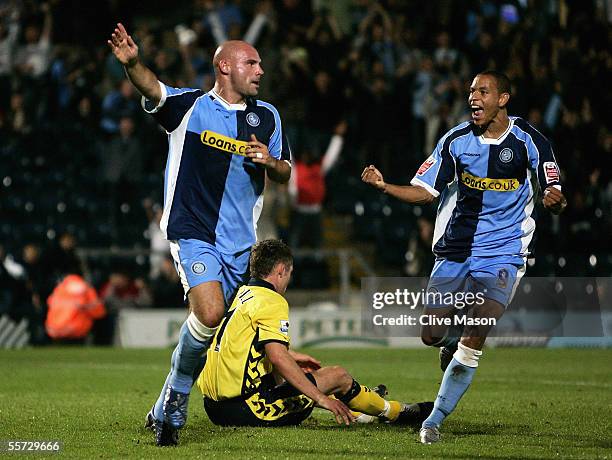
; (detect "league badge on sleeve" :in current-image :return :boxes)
[279,320,289,334]
[417,156,437,176]
[543,162,560,184]
[191,262,206,275]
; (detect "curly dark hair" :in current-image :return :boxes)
[249,239,293,279]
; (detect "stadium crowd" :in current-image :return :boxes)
[0,0,610,343]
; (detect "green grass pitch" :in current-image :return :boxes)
[1,347,611,459]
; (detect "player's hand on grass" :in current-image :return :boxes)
[317,396,354,426]
[543,186,567,214]
[246,134,276,168]
[288,350,321,373]
[108,23,139,67]
[361,165,386,191]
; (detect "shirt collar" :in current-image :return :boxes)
[209,88,247,111]
[247,278,276,292]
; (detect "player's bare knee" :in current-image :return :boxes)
[333,366,352,393]
[188,296,224,327]
[188,283,225,327]
[460,336,484,351]
[192,304,224,328]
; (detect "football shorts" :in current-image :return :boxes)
[425,255,526,309]
[203,374,316,427]
[169,239,249,303]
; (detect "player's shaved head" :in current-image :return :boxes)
[212,40,263,102]
[213,40,258,74]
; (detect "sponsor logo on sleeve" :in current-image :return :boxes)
[543,161,560,184]
[280,320,289,334]
[200,130,249,156]
[417,156,437,176]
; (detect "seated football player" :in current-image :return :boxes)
[197,239,433,427]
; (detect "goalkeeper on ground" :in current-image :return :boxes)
[197,239,433,427]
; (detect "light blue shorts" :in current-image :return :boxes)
[426,255,526,309]
[170,239,250,304]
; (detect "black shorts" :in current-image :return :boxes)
[204,374,316,427]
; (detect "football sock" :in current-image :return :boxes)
[153,316,216,421]
[339,380,401,421]
[422,342,482,429]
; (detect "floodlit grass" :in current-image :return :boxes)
[1,347,611,459]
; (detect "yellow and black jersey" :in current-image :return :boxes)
[197,279,290,401]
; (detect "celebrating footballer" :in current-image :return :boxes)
[362,70,567,444]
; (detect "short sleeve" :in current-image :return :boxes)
[257,101,291,162]
[410,136,457,197]
[141,81,204,133]
[526,129,561,191]
[254,298,290,348]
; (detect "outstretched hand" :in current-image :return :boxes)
[317,396,354,426]
[361,165,386,191]
[108,23,139,67]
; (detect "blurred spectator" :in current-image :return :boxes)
[0,2,20,109]
[404,217,434,277]
[7,91,31,135]
[99,271,152,311]
[96,271,152,344]
[0,247,15,314]
[102,116,144,185]
[305,7,344,75]
[354,2,395,77]
[143,198,170,279]
[305,70,344,149]
[411,56,435,157]
[0,244,28,316]
[21,243,50,344]
[42,232,82,282]
[0,243,48,345]
[433,31,461,74]
[274,0,313,38]
[14,2,53,80]
[100,79,138,135]
[289,121,345,248]
[45,274,105,344]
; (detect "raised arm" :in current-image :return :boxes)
[362,165,435,205]
[107,23,161,105]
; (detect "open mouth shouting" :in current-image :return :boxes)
[471,104,484,122]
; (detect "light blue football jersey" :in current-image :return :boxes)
[142,83,291,254]
[411,117,561,259]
